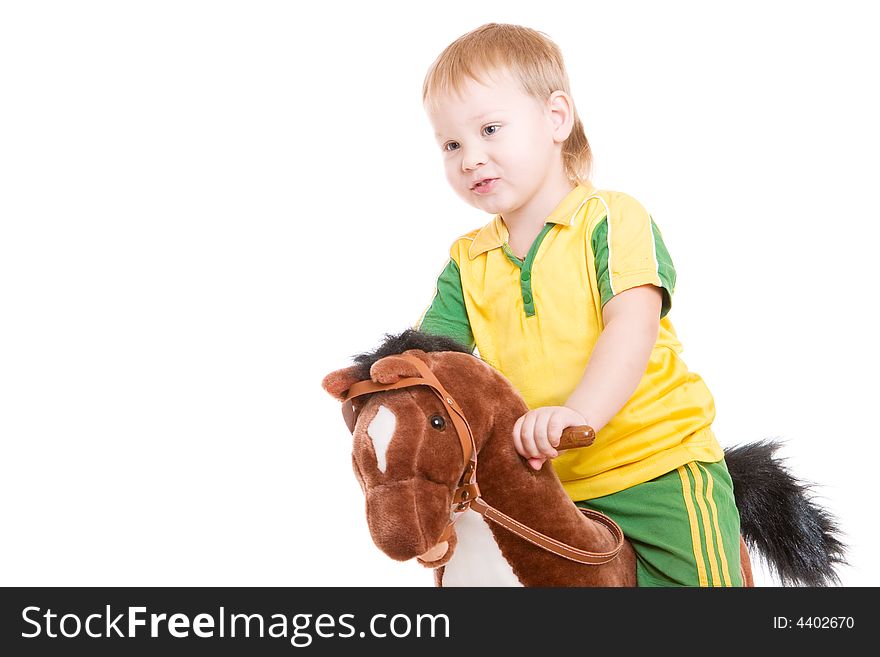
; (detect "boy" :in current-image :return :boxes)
[414,23,742,586]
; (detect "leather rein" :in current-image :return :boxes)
[340,354,624,566]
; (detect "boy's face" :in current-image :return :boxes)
[426,68,561,217]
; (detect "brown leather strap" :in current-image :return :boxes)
[343,362,477,477]
[393,356,477,480]
[469,497,624,565]
[342,377,426,431]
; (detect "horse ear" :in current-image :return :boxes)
[321,365,363,401]
[370,350,429,384]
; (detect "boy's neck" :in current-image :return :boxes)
[500,172,576,238]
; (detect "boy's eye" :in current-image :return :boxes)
[442,125,500,153]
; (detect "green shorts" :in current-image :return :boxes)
[576,459,743,587]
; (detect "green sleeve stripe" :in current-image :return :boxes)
[415,258,475,352]
[591,216,676,320]
[591,217,614,310]
[651,219,676,319]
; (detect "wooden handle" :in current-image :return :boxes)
[557,425,596,451]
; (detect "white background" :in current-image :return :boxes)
[1,1,877,587]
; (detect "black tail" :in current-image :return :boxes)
[724,440,847,586]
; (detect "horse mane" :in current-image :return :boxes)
[350,329,472,380]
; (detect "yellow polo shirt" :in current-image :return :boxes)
[415,182,723,500]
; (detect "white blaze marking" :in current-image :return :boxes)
[366,405,396,473]
[442,512,523,587]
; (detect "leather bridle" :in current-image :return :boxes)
[340,354,624,566]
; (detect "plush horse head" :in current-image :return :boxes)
[322,330,636,586]
[322,339,513,563]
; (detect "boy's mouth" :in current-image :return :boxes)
[471,178,498,194]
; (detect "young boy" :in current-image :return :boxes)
[414,23,743,586]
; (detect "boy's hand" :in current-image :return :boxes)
[512,406,588,471]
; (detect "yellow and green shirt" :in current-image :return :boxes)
[414,181,724,501]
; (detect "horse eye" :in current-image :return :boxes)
[429,415,446,430]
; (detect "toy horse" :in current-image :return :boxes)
[322,330,845,587]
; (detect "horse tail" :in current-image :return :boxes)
[723,440,847,586]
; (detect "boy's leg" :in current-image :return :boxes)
[576,459,743,587]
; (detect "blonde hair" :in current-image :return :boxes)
[423,23,592,184]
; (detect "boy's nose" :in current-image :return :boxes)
[461,146,487,172]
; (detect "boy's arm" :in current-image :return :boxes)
[564,284,662,433]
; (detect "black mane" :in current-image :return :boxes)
[351,329,472,380]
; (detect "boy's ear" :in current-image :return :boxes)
[321,365,363,401]
[547,90,575,143]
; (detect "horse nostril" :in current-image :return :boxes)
[429,415,446,430]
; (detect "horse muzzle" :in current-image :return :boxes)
[364,478,453,562]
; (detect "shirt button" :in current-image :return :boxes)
[521,271,531,281]
[523,293,532,304]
